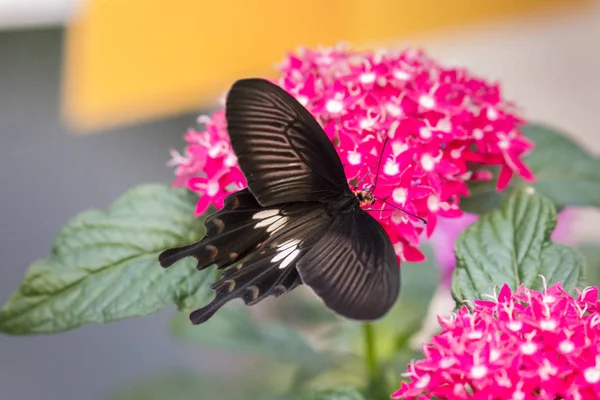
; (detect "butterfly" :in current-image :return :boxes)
[159,78,403,324]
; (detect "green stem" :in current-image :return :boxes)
[363,322,390,400]
[363,322,377,381]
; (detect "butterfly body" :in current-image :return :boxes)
[351,189,376,208]
[159,78,400,324]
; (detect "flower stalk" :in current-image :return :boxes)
[363,322,377,382]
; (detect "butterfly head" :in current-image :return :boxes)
[352,188,376,207]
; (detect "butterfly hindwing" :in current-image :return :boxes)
[226,78,350,206]
[158,189,267,271]
[159,189,335,324]
[296,209,400,321]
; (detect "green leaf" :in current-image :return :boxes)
[452,187,586,303]
[461,123,600,214]
[0,184,210,334]
[170,304,324,366]
[459,174,503,215]
[578,243,600,288]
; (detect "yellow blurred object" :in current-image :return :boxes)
[62,0,591,132]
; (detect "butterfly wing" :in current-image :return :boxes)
[159,189,334,325]
[226,78,350,206]
[296,209,400,320]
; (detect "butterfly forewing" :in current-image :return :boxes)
[226,78,350,206]
[296,209,400,320]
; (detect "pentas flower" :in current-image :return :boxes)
[393,280,600,400]
[168,43,535,263]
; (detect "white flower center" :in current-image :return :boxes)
[439,357,455,369]
[386,103,402,117]
[498,139,510,150]
[360,72,376,84]
[208,145,221,158]
[507,320,522,332]
[392,188,407,205]
[326,99,343,113]
[470,365,488,379]
[559,340,574,354]
[384,161,400,176]
[585,367,600,384]
[450,149,462,159]
[464,330,483,340]
[415,374,431,389]
[360,118,375,130]
[512,391,525,400]
[224,153,237,167]
[419,126,432,139]
[489,349,501,363]
[427,195,440,212]
[207,181,219,196]
[296,95,309,106]
[540,319,557,331]
[347,152,362,165]
[419,94,435,109]
[394,70,411,81]
[421,154,435,171]
[436,118,452,133]
[520,342,537,355]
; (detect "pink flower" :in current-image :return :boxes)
[168,43,535,263]
[167,111,245,215]
[429,208,578,285]
[392,280,600,400]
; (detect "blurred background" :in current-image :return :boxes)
[1,0,599,399]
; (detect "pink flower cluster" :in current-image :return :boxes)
[168,43,535,263]
[393,281,600,399]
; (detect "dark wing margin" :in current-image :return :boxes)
[225,78,349,206]
[296,210,400,321]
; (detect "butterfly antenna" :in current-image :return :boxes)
[353,168,374,189]
[371,138,389,193]
[375,196,427,224]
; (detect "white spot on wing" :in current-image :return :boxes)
[255,215,280,228]
[280,249,300,269]
[252,209,280,220]
[267,216,288,233]
[278,239,300,250]
[272,245,297,263]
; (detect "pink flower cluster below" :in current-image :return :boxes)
[393,281,600,399]
[168,43,535,264]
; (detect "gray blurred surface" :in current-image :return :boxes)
[0,28,214,400]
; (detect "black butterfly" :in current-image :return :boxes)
[159,78,400,324]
